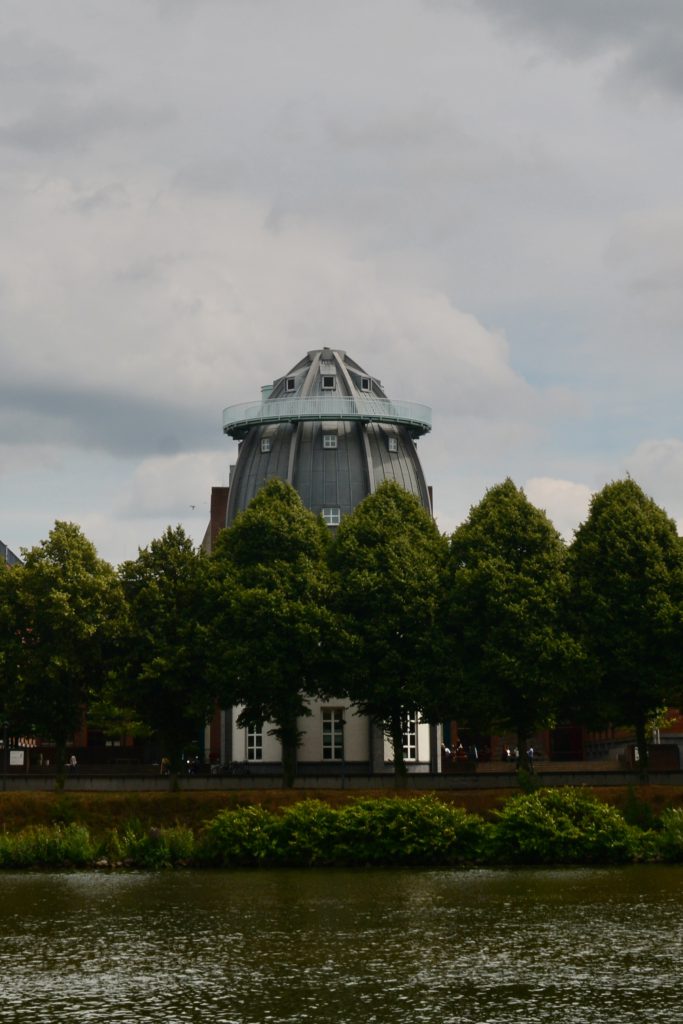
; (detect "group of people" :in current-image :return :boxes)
[441,741,537,771]
[501,745,536,770]
[441,741,491,766]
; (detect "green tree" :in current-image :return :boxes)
[209,480,336,787]
[0,522,124,784]
[446,479,578,759]
[0,564,22,759]
[568,478,683,775]
[330,481,448,783]
[117,526,214,772]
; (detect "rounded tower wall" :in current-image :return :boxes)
[224,348,431,526]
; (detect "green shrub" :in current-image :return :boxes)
[622,786,657,831]
[0,823,94,868]
[333,797,488,866]
[96,827,125,864]
[120,824,195,869]
[197,805,278,866]
[196,797,488,867]
[492,787,641,864]
[164,824,195,864]
[272,800,338,865]
[655,807,683,861]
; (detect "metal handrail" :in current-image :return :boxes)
[223,396,432,438]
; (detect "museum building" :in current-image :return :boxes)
[203,348,441,776]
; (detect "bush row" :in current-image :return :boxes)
[4,790,683,869]
[0,822,195,870]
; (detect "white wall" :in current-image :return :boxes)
[229,700,436,769]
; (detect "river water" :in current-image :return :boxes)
[0,866,681,1024]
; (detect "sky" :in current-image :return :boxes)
[3,0,683,565]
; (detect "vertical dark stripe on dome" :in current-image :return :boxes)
[334,350,375,498]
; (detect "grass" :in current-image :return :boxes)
[1,786,683,838]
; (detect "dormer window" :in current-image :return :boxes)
[286,377,296,392]
[322,375,336,390]
[260,438,272,453]
[323,434,337,449]
[360,377,371,391]
[387,437,398,453]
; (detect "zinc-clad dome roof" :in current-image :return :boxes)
[223,348,432,525]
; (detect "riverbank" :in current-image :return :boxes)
[2,787,683,869]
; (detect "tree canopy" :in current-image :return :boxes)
[4,472,683,781]
[568,478,683,773]
[446,479,578,755]
[209,479,337,786]
[116,525,213,770]
[0,522,124,781]
[330,481,448,779]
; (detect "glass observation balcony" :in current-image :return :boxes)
[223,395,432,439]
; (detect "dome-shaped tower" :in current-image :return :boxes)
[222,348,432,526]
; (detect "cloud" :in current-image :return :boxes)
[0,30,95,89]
[522,442,683,545]
[606,209,683,329]
[623,439,683,526]
[452,0,651,57]
[456,0,683,98]
[524,476,593,539]
[0,441,59,477]
[2,0,682,567]
[0,100,173,153]
[0,179,538,460]
[119,451,228,518]
[0,380,217,457]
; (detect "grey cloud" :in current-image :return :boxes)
[456,0,658,56]
[0,382,224,458]
[327,104,456,151]
[0,31,95,87]
[445,0,683,97]
[0,100,175,153]
[619,33,683,95]
[72,182,129,215]
[174,160,249,194]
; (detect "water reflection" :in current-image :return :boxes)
[1,867,682,1023]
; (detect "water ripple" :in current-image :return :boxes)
[1,866,682,1023]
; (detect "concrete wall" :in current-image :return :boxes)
[3,769,682,792]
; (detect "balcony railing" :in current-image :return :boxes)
[223,396,432,438]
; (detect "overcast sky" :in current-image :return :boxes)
[3,0,683,564]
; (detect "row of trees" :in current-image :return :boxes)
[2,476,682,783]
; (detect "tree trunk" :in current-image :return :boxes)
[516,730,529,772]
[55,739,67,791]
[279,719,300,789]
[635,715,649,781]
[163,735,184,791]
